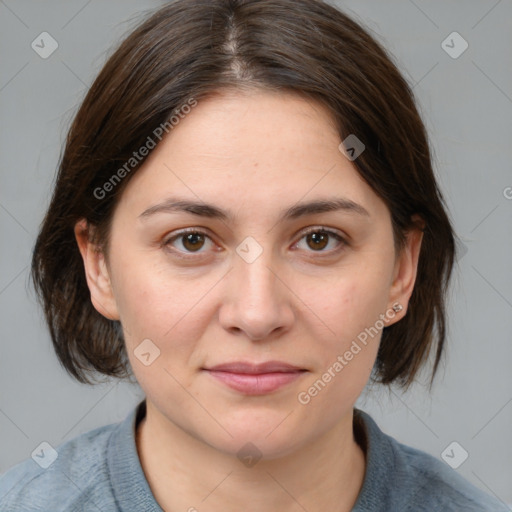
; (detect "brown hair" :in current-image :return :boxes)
[31,0,455,388]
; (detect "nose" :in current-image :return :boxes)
[218,249,295,341]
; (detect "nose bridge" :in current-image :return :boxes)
[233,240,280,306]
[219,237,293,340]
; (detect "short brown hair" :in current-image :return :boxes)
[31,0,455,388]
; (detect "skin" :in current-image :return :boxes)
[75,89,423,512]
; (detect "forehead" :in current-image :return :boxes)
[153,89,339,162]
[114,90,385,221]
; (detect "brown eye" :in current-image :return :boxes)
[305,231,329,251]
[181,232,205,252]
[164,229,214,256]
[294,228,346,254]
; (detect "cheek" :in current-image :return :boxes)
[296,279,388,417]
[318,264,392,338]
[114,269,218,399]
[109,251,219,355]
[304,259,393,390]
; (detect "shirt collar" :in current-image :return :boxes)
[352,407,395,511]
[107,399,163,512]
[106,400,390,511]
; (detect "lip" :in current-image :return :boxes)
[203,361,307,395]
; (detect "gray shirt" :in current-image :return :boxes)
[0,400,508,511]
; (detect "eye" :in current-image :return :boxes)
[293,227,346,254]
[163,228,215,257]
[162,226,347,260]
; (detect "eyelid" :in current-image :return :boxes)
[162,227,216,259]
[298,225,347,241]
[291,225,348,252]
[163,225,347,259]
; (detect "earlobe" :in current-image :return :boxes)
[387,218,424,322]
[74,219,120,320]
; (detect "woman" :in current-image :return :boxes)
[0,0,507,510]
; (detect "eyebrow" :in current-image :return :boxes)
[139,196,370,223]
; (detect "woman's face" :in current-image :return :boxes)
[82,90,421,458]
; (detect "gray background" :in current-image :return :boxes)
[1,0,511,507]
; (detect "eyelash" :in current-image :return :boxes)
[162,226,347,260]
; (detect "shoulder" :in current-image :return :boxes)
[353,409,509,512]
[0,421,120,512]
[394,441,508,511]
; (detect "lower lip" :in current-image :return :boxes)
[204,370,305,395]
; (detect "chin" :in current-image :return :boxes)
[211,430,306,463]
[203,409,308,460]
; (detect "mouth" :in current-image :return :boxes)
[202,361,308,395]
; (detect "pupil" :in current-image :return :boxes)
[308,232,328,250]
[184,233,204,251]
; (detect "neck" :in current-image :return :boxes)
[136,400,367,512]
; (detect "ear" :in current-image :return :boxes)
[74,219,120,320]
[387,216,424,324]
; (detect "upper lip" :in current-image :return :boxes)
[204,361,306,374]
